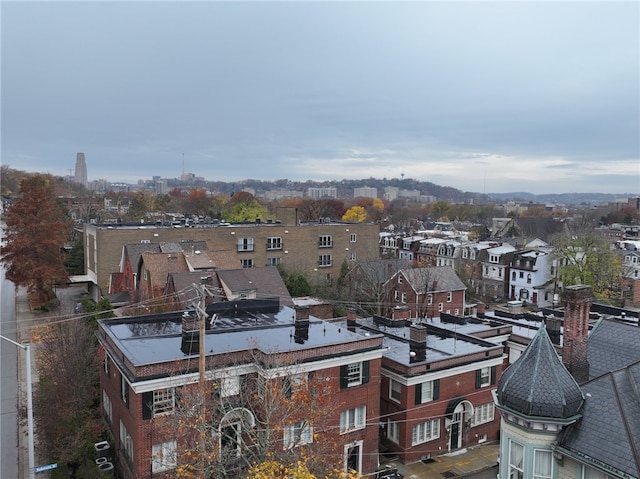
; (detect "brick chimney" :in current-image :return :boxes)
[347,309,358,332]
[294,306,310,344]
[545,315,562,345]
[561,285,593,384]
[391,305,410,322]
[409,324,427,362]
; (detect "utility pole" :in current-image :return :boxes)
[0,335,35,479]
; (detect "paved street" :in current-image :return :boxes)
[1,264,19,479]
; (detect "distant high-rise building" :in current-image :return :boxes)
[74,152,88,187]
[353,186,377,199]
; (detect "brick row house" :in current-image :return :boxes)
[342,310,509,463]
[98,298,383,478]
[384,266,467,319]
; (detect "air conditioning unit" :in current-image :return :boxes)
[94,441,110,459]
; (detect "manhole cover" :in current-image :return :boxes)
[442,471,456,478]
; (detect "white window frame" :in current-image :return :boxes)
[479,367,492,387]
[241,258,254,268]
[237,237,254,252]
[267,237,282,250]
[350,233,357,243]
[389,379,402,402]
[102,389,113,423]
[267,257,281,266]
[283,421,313,449]
[346,362,363,387]
[427,294,433,305]
[152,440,177,473]
[153,388,175,416]
[417,381,435,404]
[533,449,553,479]
[509,440,524,479]
[340,405,366,433]
[447,291,452,303]
[318,235,333,248]
[411,418,440,445]
[438,302,443,312]
[219,376,240,397]
[119,420,134,462]
[386,420,400,443]
[349,251,357,261]
[471,403,495,426]
[318,254,332,267]
[401,292,407,303]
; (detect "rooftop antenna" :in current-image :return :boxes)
[182,152,185,177]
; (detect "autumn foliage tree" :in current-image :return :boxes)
[33,317,104,476]
[1,174,72,304]
[154,349,347,479]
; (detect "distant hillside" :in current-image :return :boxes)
[487,192,631,205]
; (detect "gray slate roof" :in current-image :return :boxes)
[557,360,640,478]
[399,266,467,294]
[587,318,640,380]
[497,326,584,419]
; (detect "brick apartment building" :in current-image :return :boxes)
[344,309,508,463]
[98,298,383,478]
[84,207,380,300]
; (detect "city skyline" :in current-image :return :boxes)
[2,1,639,195]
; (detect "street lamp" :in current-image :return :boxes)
[0,334,35,479]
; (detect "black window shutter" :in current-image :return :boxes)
[475,369,481,389]
[490,366,497,385]
[415,383,422,405]
[142,391,153,420]
[433,379,440,400]
[362,361,370,384]
[340,365,348,389]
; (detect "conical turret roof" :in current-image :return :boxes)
[497,326,584,419]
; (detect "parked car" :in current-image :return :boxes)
[376,465,404,479]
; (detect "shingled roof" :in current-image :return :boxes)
[556,360,640,478]
[398,266,467,294]
[497,326,584,420]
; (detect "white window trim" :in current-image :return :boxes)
[346,362,363,387]
[152,440,177,473]
[411,418,440,445]
[389,379,401,403]
[340,405,366,433]
[283,421,313,449]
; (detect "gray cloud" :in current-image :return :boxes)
[1,1,638,194]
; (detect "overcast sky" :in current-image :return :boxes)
[2,1,639,195]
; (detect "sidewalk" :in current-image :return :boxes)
[383,442,499,479]
[15,285,87,479]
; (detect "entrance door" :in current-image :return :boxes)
[449,412,462,450]
[345,441,362,474]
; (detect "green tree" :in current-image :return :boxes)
[1,175,72,304]
[551,227,625,304]
[279,268,313,297]
[125,191,152,222]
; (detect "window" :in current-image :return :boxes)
[471,403,495,426]
[489,254,499,263]
[350,233,357,243]
[401,292,407,303]
[341,361,369,388]
[119,420,134,463]
[121,375,129,408]
[394,290,399,301]
[349,251,357,261]
[527,273,532,284]
[219,376,240,397]
[427,294,433,305]
[267,237,282,250]
[318,254,332,267]
[476,366,495,388]
[512,271,516,281]
[104,354,111,375]
[340,405,366,433]
[581,465,611,479]
[447,292,452,303]
[153,388,175,415]
[284,421,313,448]
[398,275,403,284]
[152,440,177,473]
[498,268,503,278]
[237,237,254,252]
[519,272,524,279]
[509,440,524,479]
[438,302,443,312]
[241,258,254,268]
[389,379,402,402]
[318,235,333,248]
[484,267,489,276]
[102,390,112,423]
[387,420,399,443]
[411,418,440,445]
[462,248,468,259]
[533,450,553,479]
[415,379,439,404]
[267,257,281,266]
